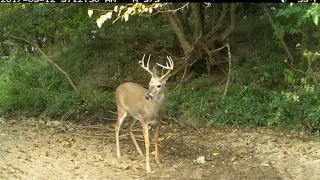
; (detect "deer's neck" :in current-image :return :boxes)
[155,93,165,103]
[143,93,165,120]
[143,93,165,106]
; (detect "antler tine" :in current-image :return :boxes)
[167,56,174,69]
[156,55,174,79]
[156,56,174,70]
[138,54,154,76]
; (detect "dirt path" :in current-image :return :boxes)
[0,117,319,180]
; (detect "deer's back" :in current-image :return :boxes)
[115,82,147,115]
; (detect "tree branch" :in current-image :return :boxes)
[191,3,203,39]
[157,3,189,13]
[167,12,193,55]
[219,3,237,42]
[210,4,219,30]
[206,3,228,39]
[262,3,295,64]
[181,4,193,38]
[7,33,78,92]
[222,41,232,100]
[210,44,227,54]
[167,48,195,79]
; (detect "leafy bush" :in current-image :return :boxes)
[0,50,48,113]
[167,76,219,124]
[167,76,320,131]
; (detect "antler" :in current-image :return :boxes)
[156,56,174,79]
[138,54,154,77]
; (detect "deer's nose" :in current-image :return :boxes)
[145,93,153,100]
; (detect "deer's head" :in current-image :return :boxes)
[138,54,174,101]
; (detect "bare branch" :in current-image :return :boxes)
[222,41,232,100]
[146,3,189,17]
[206,3,228,39]
[191,3,203,38]
[166,51,193,79]
[157,3,189,13]
[219,3,237,42]
[210,44,227,54]
[262,3,295,64]
[167,13,193,55]
[210,4,219,31]
[7,33,78,92]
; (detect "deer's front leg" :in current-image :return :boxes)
[141,122,151,173]
[153,123,160,164]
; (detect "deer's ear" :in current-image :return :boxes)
[152,66,159,78]
[162,76,169,83]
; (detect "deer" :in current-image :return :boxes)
[114,53,174,173]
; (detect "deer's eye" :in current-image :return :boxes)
[157,85,162,88]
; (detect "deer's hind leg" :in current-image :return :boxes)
[115,105,127,158]
[127,118,143,156]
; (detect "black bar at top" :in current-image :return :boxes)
[14,0,315,3]
[112,0,312,2]
[154,0,307,2]
[144,0,308,2]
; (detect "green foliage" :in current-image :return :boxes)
[0,3,175,120]
[274,3,319,41]
[0,3,319,136]
[44,88,115,118]
[167,76,218,124]
[165,4,320,131]
[0,49,48,112]
[0,45,117,118]
[283,69,295,85]
[44,91,80,117]
[167,76,319,131]
[1,4,91,44]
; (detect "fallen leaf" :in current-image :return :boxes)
[166,133,172,140]
[288,144,295,150]
[212,152,219,156]
[261,163,270,167]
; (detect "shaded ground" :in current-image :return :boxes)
[0,117,319,180]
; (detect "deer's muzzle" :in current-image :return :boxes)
[145,93,153,100]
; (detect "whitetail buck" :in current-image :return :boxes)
[114,54,174,173]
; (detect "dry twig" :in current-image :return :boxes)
[222,41,232,100]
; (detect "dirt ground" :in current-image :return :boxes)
[0,117,319,180]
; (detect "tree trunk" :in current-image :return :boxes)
[166,3,238,80]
